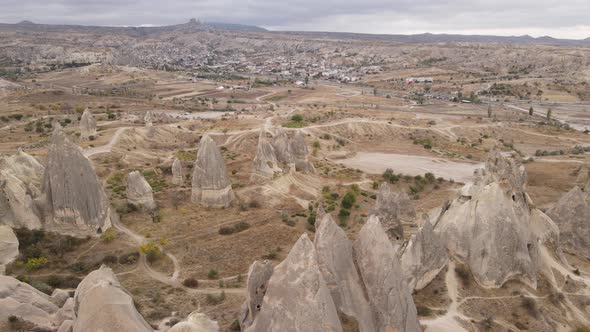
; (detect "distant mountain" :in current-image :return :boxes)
[0,19,266,34]
[0,20,587,46]
[279,30,590,47]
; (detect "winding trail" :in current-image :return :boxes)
[83,127,128,157]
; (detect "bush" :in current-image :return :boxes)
[139,242,162,263]
[119,252,140,265]
[521,297,539,318]
[102,255,118,265]
[341,192,356,209]
[208,269,219,279]
[206,291,226,305]
[101,229,117,243]
[416,305,433,316]
[291,114,304,122]
[218,222,251,235]
[25,257,47,271]
[182,277,199,288]
[455,264,471,286]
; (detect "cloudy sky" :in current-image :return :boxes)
[2,0,589,39]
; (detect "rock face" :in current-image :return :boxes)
[73,266,152,332]
[245,234,342,332]
[0,225,18,275]
[371,183,416,244]
[79,108,97,139]
[239,260,273,330]
[0,275,60,329]
[270,128,314,174]
[400,220,448,290]
[42,130,112,236]
[191,135,235,208]
[546,181,590,258]
[433,149,558,288]
[291,130,315,173]
[0,149,44,229]
[314,214,376,332]
[353,216,422,332]
[171,158,185,185]
[127,171,156,210]
[168,311,219,332]
[252,129,281,181]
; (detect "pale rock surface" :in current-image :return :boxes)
[0,225,18,275]
[42,129,112,236]
[73,265,151,332]
[433,149,558,288]
[168,311,220,332]
[171,158,185,185]
[144,110,153,125]
[270,127,294,166]
[245,234,342,332]
[400,220,448,290]
[314,214,376,332]
[252,129,281,181]
[239,260,273,330]
[55,297,75,327]
[0,275,59,329]
[546,181,590,258]
[127,171,156,210]
[57,319,74,332]
[371,183,416,244]
[79,108,97,139]
[0,149,44,228]
[291,130,315,173]
[50,289,71,307]
[191,135,235,208]
[353,216,422,332]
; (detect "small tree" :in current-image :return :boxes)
[546,108,552,120]
[341,192,356,209]
[487,105,493,118]
[529,106,534,116]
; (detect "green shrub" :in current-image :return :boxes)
[341,192,356,209]
[291,114,304,122]
[207,269,219,279]
[139,242,161,263]
[101,228,117,243]
[25,257,47,271]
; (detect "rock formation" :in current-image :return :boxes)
[353,216,422,332]
[546,180,590,258]
[0,225,18,275]
[433,149,559,288]
[270,128,314,174]
[0,149,44,229]
[400,220,448,290]
[0,275,63,329]
[252,129,281,181]
[42,129,113,236]
[79,108,97,139]
[143,110,153,125]
[171,158,185,185]
[245,234,342,332]
[168,311,220,332]
[291,130,315,173]
[127,171,156,210]
[73,265,152,332]
[191,135,235,208]
[314,214,376,332]
[371,183,416,244]
[239,260,273,330]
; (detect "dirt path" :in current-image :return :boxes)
[83,127,128,157]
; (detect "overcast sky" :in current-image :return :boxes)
[2,0,589,39]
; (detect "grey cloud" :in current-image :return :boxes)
[0,0,588,38]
